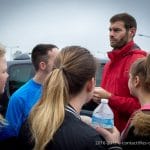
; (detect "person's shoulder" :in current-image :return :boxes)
[130,48,147,57]
[125,49,147,65]
[65,112,102,138]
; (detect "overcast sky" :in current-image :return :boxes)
[0,0,150,59]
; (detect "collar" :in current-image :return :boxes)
[107,41,135,61]
[141,104,150,111]
[65,104,81,119]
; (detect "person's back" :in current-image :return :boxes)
[46,111,105,150]
[93,13,147,132]
[5,79,42,136]
[19,110,107,150]
[5,44,59,137]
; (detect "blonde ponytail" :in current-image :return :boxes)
[30,69,68,150]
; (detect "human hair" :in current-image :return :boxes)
[110,13,137,30]
[130,54,150,92]
[0,44,6,57]
[0,114,7,127]
[29,46,97,150]
[31,44,58,71]
[0,44,6,125]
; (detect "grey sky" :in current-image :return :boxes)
[0,0,150,59]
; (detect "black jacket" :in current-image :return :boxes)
[18,105,122,150]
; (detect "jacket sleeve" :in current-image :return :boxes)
[5,94,24,137]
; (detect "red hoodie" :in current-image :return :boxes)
[101,41,147,132]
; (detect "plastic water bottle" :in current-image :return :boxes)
[92,99,114,129]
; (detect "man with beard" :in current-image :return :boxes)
[93,13,147,132]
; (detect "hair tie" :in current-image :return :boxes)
[59,65,65,70]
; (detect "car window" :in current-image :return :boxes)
[8,63,35,95]
[95,58,107,86]
[96,63,105,86]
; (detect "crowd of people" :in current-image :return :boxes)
[0,12,149,150]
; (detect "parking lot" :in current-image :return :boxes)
[0,54,107,116]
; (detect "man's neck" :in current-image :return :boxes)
[33,72,47,85]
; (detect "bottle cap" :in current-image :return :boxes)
[101,99,108,103]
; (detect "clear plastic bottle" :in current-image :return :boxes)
[92,99,114,129]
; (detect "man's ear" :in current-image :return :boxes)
[39,62,46,70]
[86,78,95,92]
[130,27,136,37]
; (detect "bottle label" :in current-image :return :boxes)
[92,115,114,128]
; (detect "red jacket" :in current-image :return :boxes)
[101,41,147,132]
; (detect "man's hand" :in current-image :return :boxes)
[93,87,112,103]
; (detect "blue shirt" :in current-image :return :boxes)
[5,79,42,137]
